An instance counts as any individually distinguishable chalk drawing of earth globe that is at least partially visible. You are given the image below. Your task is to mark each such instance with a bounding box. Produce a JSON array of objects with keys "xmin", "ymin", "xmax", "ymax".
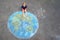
[{"xmin": 8, "ymin": 11, "xmax": 39, "ymax": 39}]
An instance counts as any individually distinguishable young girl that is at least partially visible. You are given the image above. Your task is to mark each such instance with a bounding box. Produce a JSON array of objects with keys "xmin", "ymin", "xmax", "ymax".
[{"xmin": 21, "ymin": 2, "xmax": 27, "ymax": 17}]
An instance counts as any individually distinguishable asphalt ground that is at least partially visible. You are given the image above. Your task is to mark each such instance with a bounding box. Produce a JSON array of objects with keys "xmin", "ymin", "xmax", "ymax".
[{"xmin": 0, "ymin": 0, "xmax": 60, "ymax": 40}]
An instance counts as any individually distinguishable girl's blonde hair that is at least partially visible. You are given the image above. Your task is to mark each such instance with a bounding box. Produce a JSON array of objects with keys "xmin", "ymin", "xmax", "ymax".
[{"xmin": 22, "ymin": 2, "xmax": 26, "ymax": 5}]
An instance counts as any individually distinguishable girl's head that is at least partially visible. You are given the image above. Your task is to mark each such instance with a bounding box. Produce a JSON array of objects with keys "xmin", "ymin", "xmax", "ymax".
[{"xmin": 22, "ymin": 2, "xmax": 26, "ymax": 6}]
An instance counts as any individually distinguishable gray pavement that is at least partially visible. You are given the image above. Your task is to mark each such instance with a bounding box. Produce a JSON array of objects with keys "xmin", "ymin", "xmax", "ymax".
[{"xmin": 0, "ymin": 0, "xmax": 60, "ymax": 40}]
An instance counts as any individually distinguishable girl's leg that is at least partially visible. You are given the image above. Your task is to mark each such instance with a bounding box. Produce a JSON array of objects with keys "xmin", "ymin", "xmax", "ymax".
[
  {"xmin": 22, "ymin": 9, "xmax": 27, "ymax": 17},
  {"xmin": 24, "ymin": 9, "xmax": 27, "ymax": 16},
  {"xmin": 22, "ymin": 9, "xmax": 24, "ymax": 13},
  {"xmin": 24, "ymin": 9, "xmax": 27, "ymax": 13},
  {"xmin": 22, "ymin": 9, "xmax": 25, "ymax": 17}
]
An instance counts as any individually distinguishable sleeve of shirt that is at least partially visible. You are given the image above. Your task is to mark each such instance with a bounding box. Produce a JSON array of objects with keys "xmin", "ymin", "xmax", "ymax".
[
  {"xmin": 21, "ymin": 6, "xmax": 23, "ymax": 8},
  {"xmin": 25, "ymin": 5, "xmax": 27, "ymax": 8}
]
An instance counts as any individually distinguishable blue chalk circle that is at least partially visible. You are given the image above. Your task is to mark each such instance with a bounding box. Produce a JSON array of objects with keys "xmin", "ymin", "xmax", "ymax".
[{"xmin": 7, "ymin": 11, "xmax": 39, "ymax": 39}]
